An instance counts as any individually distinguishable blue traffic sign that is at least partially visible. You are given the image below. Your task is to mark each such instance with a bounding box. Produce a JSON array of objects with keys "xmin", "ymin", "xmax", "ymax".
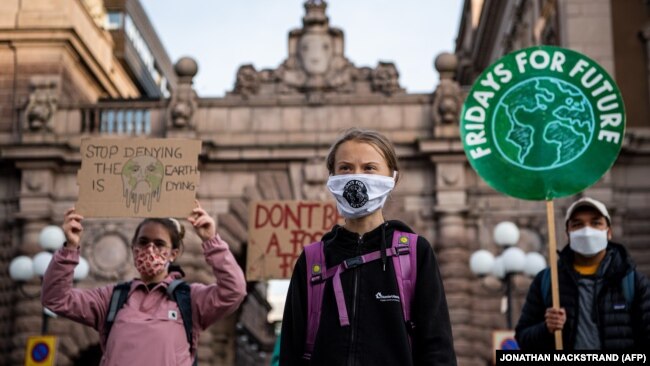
[{"xmin": 31, "ymin": 342, "xmax": 50, "ymax": 362}]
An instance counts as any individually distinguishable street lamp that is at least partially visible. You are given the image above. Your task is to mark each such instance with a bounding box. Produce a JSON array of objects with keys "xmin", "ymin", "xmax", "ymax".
[
  {"xmin": 469, "ymin": 221, "xmax": 547, "ymax": 329},
  {"xmin": 8, "ymin": 225, "xmax": 89, "ymax": 334}
]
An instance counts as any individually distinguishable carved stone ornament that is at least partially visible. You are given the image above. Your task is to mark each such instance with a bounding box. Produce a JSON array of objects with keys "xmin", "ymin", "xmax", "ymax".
[
  {"xmin": 234, "ymin": 64, "xmax": 261, "ymax": 97},
  {"xmin": 81, "ymin": 0, "xmax": 107, "ymax": 28},
  {"xmin": 432, "ymin": 79, "xmax": 462, "ymax": 124},
  {"xmin": 23, "ymin": 170, "xmax": 47, "ymax": 192},
  {"xmin": 24, "ymin": 76, "xmax": 59, "ymax": 132},
  {"xmin": 83, "ymin": 222, "xmax": 136, "ymax": 280},
  {"xmin": 431, "ymin": 53, "xmax": 462, "ymax": 126},
  {"xmin": 168, "ymin": 57, "xmax": 199, "ymax": 129},
  {"xmin": 275, "ymin": 1, "xmax": 354, "ymax": 93},
  {"xmin": 170, "ymin": 99, "xmax": 195, "ymax": 128},
  {"xmin": 371, "ymin": 62, "xmax": 403, "ymax": 96},
  {"xmin": 227, "ymin": 1, "xmax": 403, "ymax": 98}
]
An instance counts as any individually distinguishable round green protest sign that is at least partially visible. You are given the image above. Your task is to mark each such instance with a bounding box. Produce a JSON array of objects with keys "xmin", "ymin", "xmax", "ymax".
[{"xmin": 460, "ymin": 46, "xmax": 625, "ymax": 200}]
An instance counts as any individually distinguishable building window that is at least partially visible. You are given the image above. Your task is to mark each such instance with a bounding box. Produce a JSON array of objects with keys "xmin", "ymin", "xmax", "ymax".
[
  {"xmin": 106, "ymin": 12, "xmax": 123, "ymax": 30},
  {"xmin": 125, "ymin": 15, "xmax": 156, "ymax": 84}
]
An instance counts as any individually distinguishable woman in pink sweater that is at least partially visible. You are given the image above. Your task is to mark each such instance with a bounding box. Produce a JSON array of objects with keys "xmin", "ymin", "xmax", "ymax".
[{"xmin": 41, "ymin": 202, "xmax": 247, "ymax": 366}]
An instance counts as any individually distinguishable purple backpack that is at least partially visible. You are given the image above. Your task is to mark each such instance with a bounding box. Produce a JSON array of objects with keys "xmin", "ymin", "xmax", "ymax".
[{"xmin": 302, "ymin": 230, "xmax": 418, "ymax": 360}]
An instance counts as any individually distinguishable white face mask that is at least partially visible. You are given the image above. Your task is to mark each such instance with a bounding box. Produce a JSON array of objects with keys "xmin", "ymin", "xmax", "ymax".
[
  {"xmin": 569, "ymin": 226, "xmax": 608, "ymax": 257},
  {"xmin": 326, "ymin": 173, "xmax": 395, "ymax": 219}
]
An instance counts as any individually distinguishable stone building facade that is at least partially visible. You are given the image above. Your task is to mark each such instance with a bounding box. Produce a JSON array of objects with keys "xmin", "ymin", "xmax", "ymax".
[{"xmin": 1, "ymin": 1, "xmax": 649, "ymax": 366}]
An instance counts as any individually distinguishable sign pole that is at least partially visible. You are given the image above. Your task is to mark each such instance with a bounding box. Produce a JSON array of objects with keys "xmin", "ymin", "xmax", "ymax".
[{"xmin": 545, "ymin": 199, "xmax": 563, "ymax": 350}]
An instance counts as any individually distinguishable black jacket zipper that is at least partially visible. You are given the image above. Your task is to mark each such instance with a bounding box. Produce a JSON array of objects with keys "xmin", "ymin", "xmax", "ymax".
[{"xmin": 347, "ymin": 235, "xmax": 363, "ymax": 366}]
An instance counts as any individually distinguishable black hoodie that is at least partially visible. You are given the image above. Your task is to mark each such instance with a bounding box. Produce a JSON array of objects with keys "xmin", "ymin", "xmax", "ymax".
[{"xmin": 280, "ymin": 220, "xmax": 457, "ymax": 366}]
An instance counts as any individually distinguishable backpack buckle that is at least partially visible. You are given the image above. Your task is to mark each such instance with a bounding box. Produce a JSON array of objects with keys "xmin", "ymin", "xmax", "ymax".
[
  {"xmin": 310, "ymin": 263, "xmax": 323, "ymax": 283},
  {"xmin": 344, "ymin": 256, "xmax": 364, "ymax": 269},
  {"xmin": 395, "ymin": 246, "xmax": 410, "ymax": 256},
  {"xmin": 310, "ymin": 273, "xmax": 323, "ymax": 283}
]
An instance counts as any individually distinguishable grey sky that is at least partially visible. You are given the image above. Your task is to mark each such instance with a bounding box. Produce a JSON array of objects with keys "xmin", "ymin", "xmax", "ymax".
[{"xmin": 140, "ymin": 0, "xmax": 463, "ymax": 97}]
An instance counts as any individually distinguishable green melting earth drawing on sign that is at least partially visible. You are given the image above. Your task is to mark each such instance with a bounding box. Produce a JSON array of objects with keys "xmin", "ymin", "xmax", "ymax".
[
  {"xmin": 122, "ymin": 155, "xmax": 164, "ymax": 213},
  {"xmin": 494, "ymin": 77, "xmax": 594, "ymax": 171},
  {"xmin": 460, "ymin": 46, "xmax": 625, "ymax": 200}
]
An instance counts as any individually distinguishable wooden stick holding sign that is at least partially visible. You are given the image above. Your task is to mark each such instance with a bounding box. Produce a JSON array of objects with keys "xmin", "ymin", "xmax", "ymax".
[
  {"xmin": 76, "ymin": 138, "xmax": 201, "ymax": 218},
  {"xmin": 461, "ymin": 45, "xmax": 625, "ymax": 350},
  {"xmin": 545, "ymin": 200, "xmax": 563, "ymax": 349}
]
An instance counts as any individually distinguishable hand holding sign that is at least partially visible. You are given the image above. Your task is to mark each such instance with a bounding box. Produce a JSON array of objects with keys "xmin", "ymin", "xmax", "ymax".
[
  {"xmin": 187, "ymin": 201, "xmax": 216, "ymax": 242},
  {"xmin": 62, "ymin": 207, "xmax": 84, "ymax": 248},
  {"xmin": 460, "ymin": 46, "xmax": 626, "ymax": 350},
  {"xmin": 544, "ymin": 307, "xmax": 566, "ymax": 333}
]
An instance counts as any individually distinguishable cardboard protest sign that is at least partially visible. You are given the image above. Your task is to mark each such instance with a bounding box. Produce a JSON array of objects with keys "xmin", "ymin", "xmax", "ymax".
[
  {"xmin": 247, "ymin": 200, "xmax": 343, "ymax": 281},
  {"xmin": 461, "ymin": 46, "xmax": 625, "ymax": 200},
  {"xmin": 76, "ymin": 138, "xmax": 201, "ymax": 218}
]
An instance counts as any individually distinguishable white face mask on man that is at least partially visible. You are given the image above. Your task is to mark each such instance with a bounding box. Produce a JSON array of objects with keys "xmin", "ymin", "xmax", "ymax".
[
  {"xmin": 569, "ymin": 226, "xmax": 608, "ymax": 257},
  {"xmin": 326, "ymin": 173, "xmax": 395, "ymax": 219}
]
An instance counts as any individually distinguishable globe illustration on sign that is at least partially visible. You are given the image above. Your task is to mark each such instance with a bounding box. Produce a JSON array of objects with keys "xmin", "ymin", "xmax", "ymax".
[{"xmin": 492, "ymin": 77, "xmax": 595, "ymax": 171}]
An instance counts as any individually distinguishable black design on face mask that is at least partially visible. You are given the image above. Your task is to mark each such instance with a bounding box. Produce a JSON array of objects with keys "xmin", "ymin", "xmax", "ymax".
[{"xmin": 343, "ymin": 180, "xmax": 369, "ymax": 208}]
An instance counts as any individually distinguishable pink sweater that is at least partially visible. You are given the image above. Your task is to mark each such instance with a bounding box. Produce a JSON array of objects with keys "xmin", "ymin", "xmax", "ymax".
[{"xmin": 42, "ymin": 235, "xmax": 247, "ymax": 366}]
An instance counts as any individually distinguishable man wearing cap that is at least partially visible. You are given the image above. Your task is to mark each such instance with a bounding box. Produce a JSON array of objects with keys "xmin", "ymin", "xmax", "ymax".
[{"xmin": 515, "ymin": 197, "xmax": 650, "ymax": 350}]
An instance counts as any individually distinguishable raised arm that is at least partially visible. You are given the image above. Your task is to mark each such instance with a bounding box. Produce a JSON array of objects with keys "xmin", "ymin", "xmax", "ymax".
[
  {"xmin": 187, "ymin": 201, "xmax": 247, "ymax": 329},
  {"xmin": 41, "ymin": 208, "xmax": 113, "ymax": 330}
]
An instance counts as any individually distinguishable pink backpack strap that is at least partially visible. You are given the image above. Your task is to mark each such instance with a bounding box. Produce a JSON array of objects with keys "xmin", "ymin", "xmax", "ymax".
[
  {"xmin": 391, "ymin": 231, "xmax": 418, "ymax": 331},
  {"xmin": 302, "ymin": 231, "xmax": 418, "ymax": 359},
  {"xmin": 303, "ymin": 241, "xmax": 325, "ymax": 361}
]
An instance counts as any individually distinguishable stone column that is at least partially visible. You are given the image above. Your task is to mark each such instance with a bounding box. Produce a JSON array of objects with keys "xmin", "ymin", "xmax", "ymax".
[
  {"xmin": 424, "ymin": 51, "xmax": 476, "ymax": 366},
  {"xmin": 11, "ymin": 162, "xmax": 59, "ymax": 364},
  {"xmin": 431, "ymin": 53, "xmax": 462, "ymax": 139},
  {"xmin": 433, "ymin": 159, "xmax": 473, "ymax": 366}
]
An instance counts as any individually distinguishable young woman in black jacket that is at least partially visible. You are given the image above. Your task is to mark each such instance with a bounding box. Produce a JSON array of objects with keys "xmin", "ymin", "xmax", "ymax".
[{"xmin": 280, "ymin": 128, "xmax": 457, "ymax": 365}]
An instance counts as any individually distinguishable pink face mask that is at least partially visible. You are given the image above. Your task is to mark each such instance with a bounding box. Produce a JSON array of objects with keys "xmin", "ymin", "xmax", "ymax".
[{"xmin": 132, "ymin": 245, "xmax": 170, "ymax": 278}]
